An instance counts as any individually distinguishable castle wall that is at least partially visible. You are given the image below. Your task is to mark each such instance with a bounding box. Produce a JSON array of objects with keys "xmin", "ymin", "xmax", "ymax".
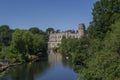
[{"xmin": 48, "ymin": 24, "xmax": 85, "ymax": 51}]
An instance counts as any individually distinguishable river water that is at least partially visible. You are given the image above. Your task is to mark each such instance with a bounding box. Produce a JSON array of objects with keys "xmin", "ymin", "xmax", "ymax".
[{"xmin": 0, "ymin": 53, "xmax": 78, "ymax": 80}]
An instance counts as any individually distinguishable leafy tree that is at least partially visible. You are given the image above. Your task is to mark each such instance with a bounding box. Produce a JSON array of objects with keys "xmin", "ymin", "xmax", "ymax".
[
  {"xmin": 0, "ymin": 25, "xmax": 48, "ymax": 63},
  {"xmin": 10, "ymin": 29, "xmax": 33, "ymax": 57},
  {"xmin": 88, "ymin": 0, "xmax": 120, "ymax": 40},
  {"xmin": 60, "ymin": 37, "xmax": 79, "ymax": 55},
  {"xmin": 10, "ymin": 29, "xmax": 48, "ymax": 62},
  {"xmin": 32, "ymin": 34, "xmax": 47, "ymax": 55},
  {"xmin": 46, "ymin": 28, "xmax": 54, "ymax": 33},
  {"xmin": 29, "ymin": 27, "xmax": 48, "ymax": 42},
  {"xmin": 0, "ymin": 25, "xmax": 13, "ymax": 47},
  {"xmin": 72, "ymin": 37, "xmax": 89, "ymax": 65},
  {"xmin": 104, "ymin": 19, "xmax": 120, "ymax": 55},
  {"xmin": 76, "ymin": 0, "xmax": 120, "ymax": 79},
  {"xmin": 59, "ymin": 0, "xmax": 120, "ymax": 80},
  {"xmin": 29, "ymin": 27, "xmax": 43, "ymax": 34},
  {"xmin": 77, "ymin": 19, "xmax": 120, "ymax": 80}
]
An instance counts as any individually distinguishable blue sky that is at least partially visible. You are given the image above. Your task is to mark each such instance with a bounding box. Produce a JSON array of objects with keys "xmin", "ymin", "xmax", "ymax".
[{"xmin": 0, "ymin": 0, "xmax": 98, "ymax": 31}]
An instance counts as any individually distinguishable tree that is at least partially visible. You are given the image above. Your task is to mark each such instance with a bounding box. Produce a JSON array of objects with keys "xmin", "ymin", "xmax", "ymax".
[
  {"xmin": 46, "ymin": 28, "xmax": 54, "ymax": 33},
  {"xmin": 0, "ymin": 25, "xmax": 13, "ymax": 51},
  {"xmin": 105, "ymin": 19, "xmax": 120, "ymax": 55},
  {"xmin": 32, "ymin": 34, "xmax": 47, "ymax": 55},
  {"xmin": 88, "ymin": 0, "xmax": 120, "ymax": 40},
  {"xmin": 72, "ymin": 0, "xmax": 120, "ymax": 80},
  {"xmin": 10, "ymin": 29, "xmax": 48, "ymax": 61},
  {"xmin": 29, "ymin": 27, "xmax": 43, "ymax": 34},
  {"xmin": 11, "ymin": 29, "xmax": 33, "ymax": 55},
  {"xmin": 77, "ymin": 18, "xmax": 120, "ymax": 80}
]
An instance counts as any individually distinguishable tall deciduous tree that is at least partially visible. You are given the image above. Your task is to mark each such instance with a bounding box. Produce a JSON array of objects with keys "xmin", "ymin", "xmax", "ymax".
[
  {"xmin": 29, "ymin": 27, "xmax": 43, "ymax": 34},
  {"xmin": 32, "ymin": 34, "xmax": 47, "ymax": 55},
  {"xmin": 88, "ymin": 0, "xmax": 120, "ymax": 40},
  {"xmin": 0, "ymin": 25, "xmax": 13, "ymax": 51},
  {"xmin": 46, "ymin": 28, "xmax": 55, "ymax": 33},
  {"xmin": 11, "ymin": 29, "xmax": 33, "ymax": 54},
  {"xmin": 10, "ymin": 29, "xmax": 48, "ymax": 58}
]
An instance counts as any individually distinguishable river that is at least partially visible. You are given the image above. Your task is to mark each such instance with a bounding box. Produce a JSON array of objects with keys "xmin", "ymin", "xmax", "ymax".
[{"xmin": 0, "ymin": 53, "xmax": 78, "ymax": 80}]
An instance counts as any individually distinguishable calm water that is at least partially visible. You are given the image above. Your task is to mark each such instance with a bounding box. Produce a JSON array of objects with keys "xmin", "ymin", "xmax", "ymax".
[{"xmin": 0, "ymin": 53, "xmax": 78, "ymax": 80}]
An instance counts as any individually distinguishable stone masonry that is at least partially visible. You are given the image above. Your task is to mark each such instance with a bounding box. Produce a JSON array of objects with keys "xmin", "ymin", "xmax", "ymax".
[{"xmin": 48, "ymin": 23, "xmax": 86, "ymax": 53}]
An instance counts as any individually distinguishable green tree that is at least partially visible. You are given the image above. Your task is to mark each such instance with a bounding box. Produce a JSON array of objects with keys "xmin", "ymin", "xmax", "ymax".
[
  {"xmin": 77, "ymin": 19, "xmax": 120, "ymax": 80},
  {"xmin": 64, "ymin": 0, "xmax": 120, "ymax": 80},
  {"xmin": 29, "ymin": 27, "xmax": 43, "ymax": 34},
  {"xmin": 11, "ymin": 29, "xmax": 33, "ymax": 55},
  {"xmin": 0, "ymin": 25, "xmax": 13, "ymax": 49},
  {"xmin": 32, "ymin": 34, "xmax": 47, "ymax": 55},
  {"xmin": 72, "ymin": 37, "xmax": 89, "ymax": 65},
  {"xmin": 10, "ymin": 29, "xmax": 48, "ymax": 61},
  {"xmin": 29, "ymin": 27, "xmax": 48, "ymax": 42},
  {"xmin": 88, "ymin": 0, "xmax": 120, "ymax": 40},
  {"xmin": 46, "ymin": 28, "xmax": 55, "ymax": 33},
  {"xmin": 60, "ymin": 37, "xmax": 79, "ymax": 55}
]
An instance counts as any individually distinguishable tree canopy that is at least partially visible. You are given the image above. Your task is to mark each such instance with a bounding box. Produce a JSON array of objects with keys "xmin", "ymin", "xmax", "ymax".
[
  {"xmin": 59, "ymin": 0, "xmax": 120, "ymax": 80},
  {"xmin": 0, "ymin": 26, "xmax": 48, "ymax": 63}
]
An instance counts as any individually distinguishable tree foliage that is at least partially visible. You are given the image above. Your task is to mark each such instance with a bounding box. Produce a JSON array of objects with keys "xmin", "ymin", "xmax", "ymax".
[
  {"xmin": 46, "ymin": 28, "xmax": 55, "ymax": 33},
  {"xmin": 88, "ymin": 0, "xmax": 120, "ymax": 40},
  {"xmin": 59, "ymin": 0, "xmax": 120, "ymax": 80},
  {"xmin": 0, "ymin": 25, "xmax": 13, "ymax": 49},
  {"xmin": 81, "ymin": 20, "xmax": 120, "ymax": 80},
  {"xmin": 29, "ymin": 27, "xmax": 44, "ymax": 34},
  {"xmin": 11, "ymin": 29, "xmax": 33, "ymax": 54},
  {"xmin": 0, "ymin": 26, "xmax": 48, "ymax": 63}
]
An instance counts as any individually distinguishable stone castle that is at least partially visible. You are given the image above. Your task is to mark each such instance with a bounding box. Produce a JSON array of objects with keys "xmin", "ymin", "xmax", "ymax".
[{"xmin": 48, "ymin": 23, "xmax": 86, "ymax": 53}]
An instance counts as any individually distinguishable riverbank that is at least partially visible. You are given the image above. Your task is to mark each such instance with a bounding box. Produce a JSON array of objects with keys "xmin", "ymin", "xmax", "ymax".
[
  {"xmin": 0, "ymin": 62, "xmax": 22, "ymax": 73},
  {"xmin": 0, "ymin": 56, "xmax": 47, "ymax": 73},
  {"xmin": 0, "ymin": 66, "xmax": 8, "ymax": 73}
]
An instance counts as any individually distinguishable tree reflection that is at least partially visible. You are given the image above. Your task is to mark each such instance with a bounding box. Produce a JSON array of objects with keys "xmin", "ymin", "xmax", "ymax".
[{"xmin": 3, "ymin": 60, "xmax": 49, "ymax": 80}]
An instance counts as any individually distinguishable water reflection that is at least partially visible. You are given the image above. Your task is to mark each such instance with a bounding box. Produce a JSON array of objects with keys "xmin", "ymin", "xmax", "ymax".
[
  {"xmin": 0, "ymin": 53, "xmax": 78, "ymax": 80},
  {"xmin": 0, "ymin": 60, "xmax": 49, "ymax": 80},
  {"xmin": 48, "ymin": 52, "xmax": 62, "ymax": 64},
  {"xmin": 35, "ymin": 62, "xmax": 78, "ymax": 80}
]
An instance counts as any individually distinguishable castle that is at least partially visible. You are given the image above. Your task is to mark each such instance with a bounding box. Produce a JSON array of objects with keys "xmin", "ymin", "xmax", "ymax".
[{"xmin": 48, "ymin": 23, "xmax": 86, "ymax": 53}]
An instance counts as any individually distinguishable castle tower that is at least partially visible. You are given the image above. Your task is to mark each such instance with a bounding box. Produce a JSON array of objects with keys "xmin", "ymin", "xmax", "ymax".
[{"xmin": 78, "ymin": 23, "xmax": 85, "ymax": 38}]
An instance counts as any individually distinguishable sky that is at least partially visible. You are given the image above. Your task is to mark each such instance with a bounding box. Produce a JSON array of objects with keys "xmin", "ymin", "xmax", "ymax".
[{"xmin": 0, "ymin": 0, "xmax": 98, "ymax": 31}]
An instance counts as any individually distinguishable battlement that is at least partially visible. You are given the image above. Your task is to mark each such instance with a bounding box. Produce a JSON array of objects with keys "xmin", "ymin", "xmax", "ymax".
[{"xmin": 48, "ymin": 24, "xmax": 86, "ymax": 52}]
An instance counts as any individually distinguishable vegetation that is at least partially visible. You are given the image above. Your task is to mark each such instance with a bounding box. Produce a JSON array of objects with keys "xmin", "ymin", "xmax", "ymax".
[
  {"xmin": 0, "ymin": 25, "xmax": 13, "ymax": 50},
  {"xmin": 0, "ymin": 26, "xmax": 48, "ymax": 64},
  {"xmin": 46, "ymin": 27, "xmax": 55, "ymax": 33},
  {"xmin": 0, "ymin": 0, "xmax": 120, "ymax": 79},
  {"xmin": 59, "ymin": 0, "xmax": 120, "ymax": 80}
]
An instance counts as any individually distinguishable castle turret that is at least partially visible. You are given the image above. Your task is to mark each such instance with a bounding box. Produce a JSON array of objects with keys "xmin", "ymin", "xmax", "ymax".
[{"xmin": 78, "ymin": 23, "xmax": 85, "ymax": 38}]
